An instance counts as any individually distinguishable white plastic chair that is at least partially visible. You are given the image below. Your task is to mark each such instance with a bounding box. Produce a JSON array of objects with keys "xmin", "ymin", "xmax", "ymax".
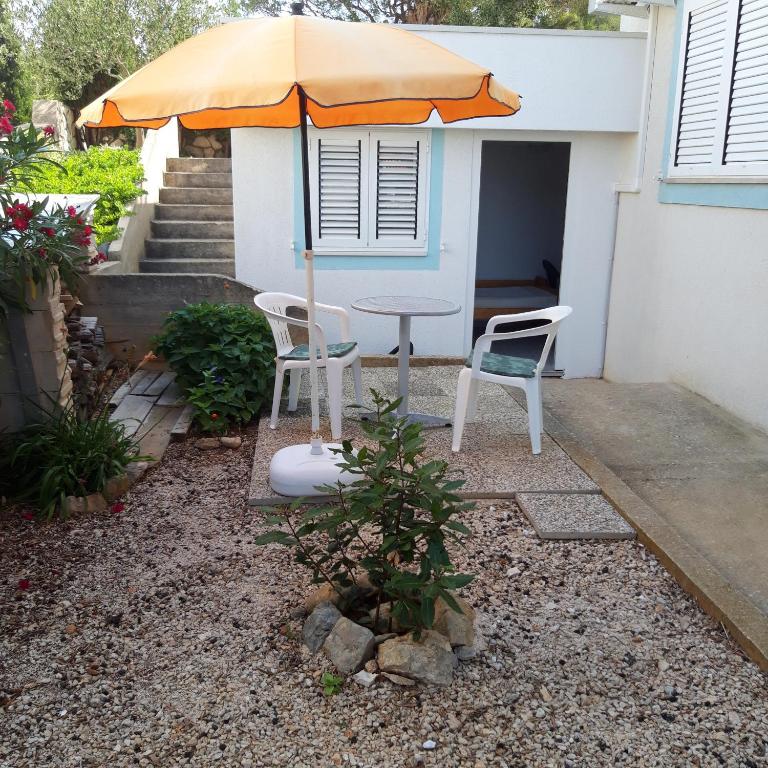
[
  {"xmin": 452, "ymin": 306, "xmax": 572, "ymax": 455},
  {"xmin": 254, "ymin": 292, "xmax": 363, "ymax": 440}
]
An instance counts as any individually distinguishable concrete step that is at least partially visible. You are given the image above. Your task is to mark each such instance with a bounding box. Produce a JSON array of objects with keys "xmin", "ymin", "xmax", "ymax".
[
  {"xmin": 154, "ymin": 203, "xmax": 233, "ymax": 221},
  {"xmin": 145, "ymin": 239, "xmax": 234, "ymax": 259},
  {"xmin": 166, "ymin": 157, "xmax": 231, "ymax": 173},
  {"xmin": 140, "ymin": 258, "xmax": 235, "ymax": 276},
  {"xmin": 163, "ymin": 171, "xmax": 232, "ymax": 188},
  {"xmin": 159, "ymin": 187, "xmax": 233, "ymax": 205},
  {"xmin": 151, "ymin": 220, "xmax": 234, "ymax": 239}
]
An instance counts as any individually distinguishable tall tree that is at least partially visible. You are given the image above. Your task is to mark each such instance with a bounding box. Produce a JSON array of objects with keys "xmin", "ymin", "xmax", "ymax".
[
  {"xmin": 0, "ymin": 0, "xmax": 32, "ymax": 119},
  {"xmin": 32, "ymin": 0, "xmax": 223, "ymax": 110}
]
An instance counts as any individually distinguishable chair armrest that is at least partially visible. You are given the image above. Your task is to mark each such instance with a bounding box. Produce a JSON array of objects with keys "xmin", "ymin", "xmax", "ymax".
[{"xmin": 314, "ymin": 302, "xmax": 352, "ymax": 342}]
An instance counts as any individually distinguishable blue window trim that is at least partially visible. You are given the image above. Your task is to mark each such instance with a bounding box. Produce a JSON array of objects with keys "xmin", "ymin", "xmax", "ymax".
[
  {"xmin": 292, "ymin": 127, "xmax": 444, "ymax": 270},
  {"xmin": 659, "ymin": 2, "xmax": 768, "ymax": 210}
]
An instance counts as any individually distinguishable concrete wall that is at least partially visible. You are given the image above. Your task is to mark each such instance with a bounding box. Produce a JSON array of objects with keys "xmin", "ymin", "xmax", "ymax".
[
  {"xmin": 107, "ymin": 119, "xmax": 179, "ymax": 273},
  {"xmin": 79, "ymin": 273, "xmax": 259, "ymax": 361},
  {"xmin": 605, "ymin": 7, "xmax": 768, "ymax": 433},
  {"xmin": 0, "ymin": 275, "xmax": 72, "ymax": 433},
  {"xmin": 405, "ymin": 25, "xmax": 646, "ymax": 133}
]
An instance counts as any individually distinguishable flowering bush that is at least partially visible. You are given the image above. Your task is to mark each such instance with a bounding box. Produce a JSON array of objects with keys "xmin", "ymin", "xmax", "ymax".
[
  {"xmin": 0, "ymin": 98, "xmax": 92, "ymax": 313},
  {"xmin": 151, "ymin": 302, "xmax": 276, "ymax": 433}
]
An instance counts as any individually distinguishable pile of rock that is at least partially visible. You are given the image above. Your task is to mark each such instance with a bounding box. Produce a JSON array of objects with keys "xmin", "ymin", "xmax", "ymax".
[
  {"xmin": 301, "ymin": 582, "xmax": 485, "ymax": 687},
  {"xmin": 181, "ymin": 131, "xmax": 230, "ymax": 158}
]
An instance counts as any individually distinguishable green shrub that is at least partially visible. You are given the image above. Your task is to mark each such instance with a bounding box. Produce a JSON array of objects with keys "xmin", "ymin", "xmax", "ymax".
[
  {"xmin": 256, "ymin": 391, "xmax": 475, "ymax": 637},
  {"xmin": 0, "ymin": 399, "xmax": 142, "ymax": 519},
  {"xmin": 152, "ymin": 302, "xmax": 276, "ymax": 433},
  {"xmin": 19, "ymin": 146, "xmax": 145, "ymax": 244}
]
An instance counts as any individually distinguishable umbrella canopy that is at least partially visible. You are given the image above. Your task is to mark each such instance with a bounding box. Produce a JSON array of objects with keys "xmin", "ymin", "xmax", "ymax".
[{"xmin": 78, "ymin": 16, "xmax": 520, "ymax": 131}]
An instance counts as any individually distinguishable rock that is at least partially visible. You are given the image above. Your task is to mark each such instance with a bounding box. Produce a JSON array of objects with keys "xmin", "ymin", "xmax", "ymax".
[
  {"xmin": 377, "ymin": 630, "xmax": 455, "ymax": 686},
  {"xmin": 210, "ymin": 137, "xmax": 222, "ymax": 151},
  {"xmin": 194, "ymin": 437, "xmax": 220, "ymax": 450},
  {"xmin": 62, "ymin": 493, "xmax": 107, "ymax": 516},
  {"xmin": 323, "ymin": 618, "xmax": 375, "ymax": 675},
  {"xmin": 433, "ymin": 596, "xmax": 475, "ymax": 647},
  {"xmin": 304, "ymin": 582, "xmax": 343, "ymax": 613},
  {"xmin": 203, "ymin": 147, "xmax": 215, "ymax": 158},
  {"xmin": 352, "ymin": 670, "xmax": 377, "ymax": 687},
  {"xmin": 422, "ymin": 740, "xmax": 436, "ymax": 750},
  {"xmin": 126, "ymin": 461, "xmax": 150, "ymax": 482},
  {"xmin": 368, "ymin": 603, "xmax": 403, "ymax": 634},
  {"xmin": 192, "ymin": 135, "xmax": 211, "ymax": 148},
  {"xmin": 454, "ymin": 645, "xmax": 476, "ymax": 661},
  {"xmin": 186, "ymin": 145, "xmax": 204, "ymax": 157},
  {"xmin": 302, "ymin": 601, "xmax": 341, "ymax": 654},
  {"xmin": 364, "ymin": 659, "xmax": 379, "ymax": 673},
  {"xmin": 220, "ymin": 436, "xmax": 242, "ymax": 449},
  {"xmin": 103, "ymin": 474, "xmax": 130, "ymax": 501},
  {"xmin": 382, "ymin": 672, "xmax": 416, "ymax": 686}
]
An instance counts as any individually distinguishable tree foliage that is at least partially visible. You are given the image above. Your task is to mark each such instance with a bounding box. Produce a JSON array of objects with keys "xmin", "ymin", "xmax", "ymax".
[
  {"xmin": 238, "ymin": 0, "xmax": 618, "ymax": 29},
  {"xmin": 0, "ymin": 0, "xmax": 32, "ymax": 120},
  {"xmin": 27, "ymin": 0, "xmax": 224, "ymax": 108}
]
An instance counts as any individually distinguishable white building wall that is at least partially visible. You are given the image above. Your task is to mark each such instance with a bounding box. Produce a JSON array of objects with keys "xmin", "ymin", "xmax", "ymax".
[
  {"xmin": 605, "ymin": 7, "xmax": 768, "ymax": 432},
  {"xmin": 232, "ymin": 28, "xmax": 645, "ymax": 375}
]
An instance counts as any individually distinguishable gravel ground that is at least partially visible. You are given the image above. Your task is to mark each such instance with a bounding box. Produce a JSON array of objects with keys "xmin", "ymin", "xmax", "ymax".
[{"xmin": 1, "ymin": 434, "xmax": 767, "ymax": 768}]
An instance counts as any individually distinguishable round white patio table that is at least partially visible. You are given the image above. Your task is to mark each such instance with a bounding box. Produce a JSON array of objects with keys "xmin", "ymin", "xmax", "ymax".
[{"xmin": 351, "ymin": 295, "xmax": 461, "ymax": 427}]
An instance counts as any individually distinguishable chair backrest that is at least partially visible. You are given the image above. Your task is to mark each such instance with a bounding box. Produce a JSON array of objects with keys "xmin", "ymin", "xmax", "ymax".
[
  {"xmin": 485, "ymin": 306, "xmax": 572, "ymax": 374},
  {"xmin": 254, "ymin": 292, "xmax": 309, "ymax": 357}
]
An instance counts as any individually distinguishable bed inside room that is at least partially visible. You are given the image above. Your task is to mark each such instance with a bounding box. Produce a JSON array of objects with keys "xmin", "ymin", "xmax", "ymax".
[{"xmin": 472, "ymin": 140, "xmax": 570, "ymax": 372}]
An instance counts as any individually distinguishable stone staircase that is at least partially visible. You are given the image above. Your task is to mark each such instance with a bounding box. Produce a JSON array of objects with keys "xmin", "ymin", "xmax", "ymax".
[{"xmin": 141, "ymin": 157, "xmax": 235, "ymax": 276}]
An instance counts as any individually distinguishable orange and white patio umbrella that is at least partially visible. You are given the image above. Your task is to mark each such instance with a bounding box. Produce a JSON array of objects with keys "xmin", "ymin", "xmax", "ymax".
[{"xmin": 78, "ymin": 11, "xmax": 521, "ymax": 452}]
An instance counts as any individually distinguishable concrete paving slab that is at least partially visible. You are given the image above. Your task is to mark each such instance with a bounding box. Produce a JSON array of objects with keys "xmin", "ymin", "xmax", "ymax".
[
  {"xmin": 250, "ymin": 366, "xmax": 598, "ymax": 506},
  {"xmin": 517, "ymin": 492, "xmax": 635, "ymax": 540}
]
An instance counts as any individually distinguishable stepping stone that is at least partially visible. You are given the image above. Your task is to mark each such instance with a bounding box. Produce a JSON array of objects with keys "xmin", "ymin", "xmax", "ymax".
[{"xmin": 516, "ymin": 492, "xmax": 635, "ymax": 540}]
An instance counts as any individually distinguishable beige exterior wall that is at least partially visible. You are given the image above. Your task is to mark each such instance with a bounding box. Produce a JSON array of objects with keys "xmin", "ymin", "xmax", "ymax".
[{"xmin": 605, "ymin": 7, "xmax": 768, "ymax": 433}]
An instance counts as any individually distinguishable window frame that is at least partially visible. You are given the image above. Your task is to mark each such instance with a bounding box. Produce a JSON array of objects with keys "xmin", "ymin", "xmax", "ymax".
[
  {"xmin": 667, "ymin": 0, "xmax": 768, "ymax": 181},
  {"xmin": 308, "ymin": 128, "xmax": 431, "ymax": 255}
]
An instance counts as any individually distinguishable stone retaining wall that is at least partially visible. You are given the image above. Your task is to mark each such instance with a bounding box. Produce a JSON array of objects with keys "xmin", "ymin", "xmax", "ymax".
[{"xmin": 78, "ymin": 273, "xmax": 260, "ymax": 362}]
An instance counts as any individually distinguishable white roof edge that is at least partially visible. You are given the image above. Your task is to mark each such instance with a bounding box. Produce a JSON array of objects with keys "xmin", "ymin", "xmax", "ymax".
[{"xmin": 401, "ymin": 23, "xmax": 646, "ymax": 39}]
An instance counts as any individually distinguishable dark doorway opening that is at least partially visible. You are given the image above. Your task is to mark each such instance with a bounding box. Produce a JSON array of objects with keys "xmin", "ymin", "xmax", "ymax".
[{"xmin": 473, "ymin": 140, "xmax": 570, "ymax": 372}]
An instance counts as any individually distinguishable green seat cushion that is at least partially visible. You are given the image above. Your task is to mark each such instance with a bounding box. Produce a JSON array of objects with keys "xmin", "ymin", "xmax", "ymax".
[
  {"xmin": 465, "ymin": 351, "xmax": 537, "ymax": 378},
  {"xmin": 279, "ymin": 341, "xmax": 358, "ymax": 361}
]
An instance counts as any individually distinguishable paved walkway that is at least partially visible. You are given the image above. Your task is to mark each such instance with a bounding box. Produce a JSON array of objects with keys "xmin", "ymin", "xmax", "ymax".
[{"xmin": 539, "ymin": 379, "xmax": 768, "ymax": 669}]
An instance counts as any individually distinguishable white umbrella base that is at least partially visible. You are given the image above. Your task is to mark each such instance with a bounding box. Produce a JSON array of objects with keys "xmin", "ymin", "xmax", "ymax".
[{"xmin": 269, "ymin": 441, "xmax": 354, "ymax": 497}]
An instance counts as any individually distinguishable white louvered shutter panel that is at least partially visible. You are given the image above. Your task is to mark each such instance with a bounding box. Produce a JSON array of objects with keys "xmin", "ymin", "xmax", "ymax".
[
  {"xmin": 371, "ymin": 133, "xmax": 428, "ymax": 247},
  {"xmin": 675, "ymin": 0, "xmax": 730, "ymax": 166},
  {"xmin": 313, "ymin": 135, "xmax": 368, "ymax": 248},
  {"xmin": 724, "ymin": 0, "xmax": 768, "ymax": 165}
]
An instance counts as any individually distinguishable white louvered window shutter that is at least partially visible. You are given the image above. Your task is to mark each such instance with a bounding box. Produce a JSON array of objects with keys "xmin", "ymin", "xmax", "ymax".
[
  {"xmin": 370, "ymin": 132, "xmax": 428, "ymax": 249},
  {"xmin": 674, "ymin": 0, "xmax": 731, "ymax": 167},
  {"xmin": 309, "ymin": 129, "xmax": 430, "ymax": 253},
  {"xmin": 724, "ymin": 0, "xmax": 768, "ymax": 166},
  {"xmin": 310, "ymin": 133, "xmax": 368, "ymax": 249}
]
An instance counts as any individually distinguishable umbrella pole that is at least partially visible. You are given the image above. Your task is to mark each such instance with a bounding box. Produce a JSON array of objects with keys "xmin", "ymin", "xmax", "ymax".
[{"xmin": 299, "ymin": 87, "xmax": 322, "ymax": 444}]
